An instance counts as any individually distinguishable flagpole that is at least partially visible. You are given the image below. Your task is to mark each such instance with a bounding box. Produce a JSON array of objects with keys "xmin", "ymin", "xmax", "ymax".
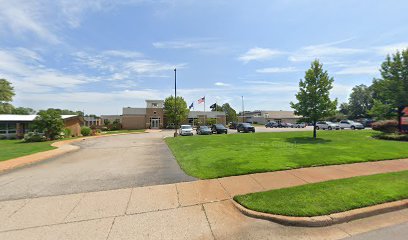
[{"xmin": 204, "ymin": 96, "xmax": 206, "ymax": 125}]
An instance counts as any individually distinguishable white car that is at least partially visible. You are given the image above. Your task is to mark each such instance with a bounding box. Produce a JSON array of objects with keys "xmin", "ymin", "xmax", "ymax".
[
  {"xmin": 179, "ymin": 125, "xmax": 193, "ymax": 136},
  {"xmin": 316, "ymin": 121, "xmax": 340, "ymax": 130},
  {"xmin": 338, "ymin": 120, "xmax": 365, "ymax": 130}
]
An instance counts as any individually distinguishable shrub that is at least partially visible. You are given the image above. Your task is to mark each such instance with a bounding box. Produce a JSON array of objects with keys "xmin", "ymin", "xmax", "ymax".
[
  {"xmin": 81, "ymin": 126, "xmax": 92, "ymax": 136},
  {"xmin": 371, "ymin": 120, "xmax": 398, "ymax": 133},
  {"xmin": 23, "ymin": 132, "xmax": 46, "ymax": 142},
  {"xmin": 375, "ymin": 133, "xmax": 408, "ymax": 141},
  {"xmin": 63, "ymin": 128, "xmax": 72, "ymax": 138}
]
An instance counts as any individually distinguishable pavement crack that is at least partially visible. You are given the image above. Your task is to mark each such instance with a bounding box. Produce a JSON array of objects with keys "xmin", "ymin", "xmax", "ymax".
[
  {"xmin": 105, "ymin": 217, "xmax": 116, "ymax": 240},
  {"xmin": 287, "ymin": 170, "xmax": 311, "ymax": 183},
  {"xmin": 62, "ymin": 193, "xmax": 86, "ymax": 222},
  {"xmin": 202, "ymin": 204, "xmax": 217, "ymax": 240},
  {"xmin": 248, "ymin": 174, "xmax": 266, "ymax": 190},
  {"xmin": 124, "ymin": 187, "xmax": 133, "ymax": 215},
  {"xmin": 174, "ymin": 184, "xmax": 181, "ymax": 207}
]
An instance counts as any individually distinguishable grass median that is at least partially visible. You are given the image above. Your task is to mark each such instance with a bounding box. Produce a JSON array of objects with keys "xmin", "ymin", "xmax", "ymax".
[
  {"xmin": 0, "ymin": 140, "xmax": 56, "ymax": 162},
  {"xmin": 234, "ymin": 170, "xmax": 408, "ymax": 217},
  {"xmin": 165, "ymin": 130, "xmax": 408, "ymax": 179}
]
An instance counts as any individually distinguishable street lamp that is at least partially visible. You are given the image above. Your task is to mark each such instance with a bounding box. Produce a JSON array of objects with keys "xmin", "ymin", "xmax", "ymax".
[{"xmin": 174, "ymin": 68, "xmax": 178, "ymax": 137}]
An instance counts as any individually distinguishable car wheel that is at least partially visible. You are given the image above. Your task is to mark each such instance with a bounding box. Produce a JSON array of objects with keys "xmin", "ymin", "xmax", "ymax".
[
  {"xmin": 328, "ymin": 126, "xmax": 332, "ymax": 130},
  {"xmin": 351, "ymin": 126, "xmax": 355, "ymax": 130},
  {"xmin": 315, "ymin": 126, "xmax": 320, "ymax": 130}
]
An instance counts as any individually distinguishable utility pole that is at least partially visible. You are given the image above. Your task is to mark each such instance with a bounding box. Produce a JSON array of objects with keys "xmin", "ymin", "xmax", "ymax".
[
  {"xmin": 241, "ymin": 96, "xmax": 245, "ymax": 123},
  {"xmin": 174, "ymin": 69, "xmax": 178, "ymax": 137}
]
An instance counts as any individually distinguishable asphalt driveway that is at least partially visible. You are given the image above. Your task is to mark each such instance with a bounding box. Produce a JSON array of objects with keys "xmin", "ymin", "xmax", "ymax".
[{"xmin": 0, "ymin": 131, "xmax": 195, "ymax": 201}]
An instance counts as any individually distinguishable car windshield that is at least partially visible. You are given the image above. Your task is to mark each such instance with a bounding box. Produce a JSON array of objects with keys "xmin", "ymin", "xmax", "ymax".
[
  {"xmin": 200, "ymin": 126, "xmax": 209, "ymax": 129},
  {"xmin": 215, "ymin": 124, "xmax": 225, "ymax": 128},
  {"xmin": 327, "ymin": 121, "xmax": 333, "ymax": 124},
  {"xmin": 181, "ymin": 126, "xmax": 191, "ymax": 129},
  {"xmin": 242, "ymin": 123, "xmax": 251, "ymax": 126}
]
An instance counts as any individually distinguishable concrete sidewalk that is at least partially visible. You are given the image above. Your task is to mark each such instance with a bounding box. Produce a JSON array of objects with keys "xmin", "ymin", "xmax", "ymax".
[{"xmin": 1, "ymin": 158, "xmax": 408, "ymax": 239}]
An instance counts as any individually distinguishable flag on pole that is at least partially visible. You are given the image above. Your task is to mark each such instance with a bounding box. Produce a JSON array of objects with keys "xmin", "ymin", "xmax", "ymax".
[
  {"xmin": 197, "ymin": 96, "xmax": 205, "ymax": 104},
  {"xmin": 209, "ymin": 103, "xmax": 216, "ymax": 109},
  {"xmin": 189, "ymin": 102, "xmax": 194, "ymax": 110}
]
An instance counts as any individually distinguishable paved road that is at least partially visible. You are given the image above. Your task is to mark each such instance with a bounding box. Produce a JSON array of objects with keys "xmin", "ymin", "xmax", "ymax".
[
  {"xmin": 343, "ymin": 222, "xmax": 408, "ymax": 240},
  {"xmin": 0, "ymin": 131, "xmax": 195, "ymax": 201}
]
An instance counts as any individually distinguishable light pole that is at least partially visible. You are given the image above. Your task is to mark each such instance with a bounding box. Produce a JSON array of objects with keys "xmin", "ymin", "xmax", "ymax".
[
  {"xmin": 174, "ymin": 68, "xmax": 178, "ymax": 137},
  {"xmin": 241, "ymin": 96, "xmax": 245, "ymax": 122}
]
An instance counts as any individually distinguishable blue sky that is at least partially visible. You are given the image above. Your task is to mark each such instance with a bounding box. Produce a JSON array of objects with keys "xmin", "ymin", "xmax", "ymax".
[{"xmin": 1, "ymin": 0, "xmax": 407, "ymax": 115}]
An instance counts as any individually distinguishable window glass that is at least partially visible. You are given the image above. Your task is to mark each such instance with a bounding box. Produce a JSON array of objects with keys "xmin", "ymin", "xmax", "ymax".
[
  {"xmin": 0, "ymin": 123, "xmax": 6, "ymax": 131},
  {"xmin": 8, "ymin": 123, "xmax": 16, "ymax": 133}
]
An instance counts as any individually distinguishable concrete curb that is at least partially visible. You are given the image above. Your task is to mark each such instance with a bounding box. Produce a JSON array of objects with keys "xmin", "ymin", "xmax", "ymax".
[
  {"xmin": 0, "ymin": 131, "xmax": 145, "ymax": 173},
  {"xmin": 232, "ymin": 199, "xmax": 408, "ymax": 227}
]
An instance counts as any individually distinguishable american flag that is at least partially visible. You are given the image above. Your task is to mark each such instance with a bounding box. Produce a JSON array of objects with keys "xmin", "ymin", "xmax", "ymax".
[{"xmin": 197, "ymin": 96, "xmax": 205, "ymax": 104}]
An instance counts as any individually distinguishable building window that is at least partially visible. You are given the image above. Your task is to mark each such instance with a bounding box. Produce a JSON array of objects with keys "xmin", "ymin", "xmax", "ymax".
[{"xmin": 152, "ymin": 103, "xmax": 158, "ymax": 107}]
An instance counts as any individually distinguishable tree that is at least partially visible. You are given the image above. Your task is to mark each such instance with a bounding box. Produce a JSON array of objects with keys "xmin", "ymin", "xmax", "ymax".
[
  {"xmin": 12, "ymin": 107, "xmax": 36, "ymax": 115},
  {"xmin": 210, "ymin": 103, "xmax": 223, "ymax": 111},
  {"xmin": 370, "ymin": 49, "xmax": 408, "ymax": 119},
  {"xmin": 164, "ymin": 96, "xmax": 189, "ymax": 128},
  {"xmin": 32, "ymin": 109, "xmax": 64, "ymax": 140},
  {"xmin": 290, "ymin": 60, "xmax": 338, "ymax": 138},
  {"xmin": 348, "ymin": 84, "xmax": 373, "ymax": 119},
  {"xmin": 221, "ymin": 103, "xmax": 238, "ymax": 123},
  {"xmin": 0, "ymin": 79, "xmax": 15, "ymax": 114},
  {"xmin": 339, "ymin": 103, "xmax": 350, "ymax": 116},
  {"xmin": 41, "ymin": 108, "xmax": 84, "ymax": 116}
]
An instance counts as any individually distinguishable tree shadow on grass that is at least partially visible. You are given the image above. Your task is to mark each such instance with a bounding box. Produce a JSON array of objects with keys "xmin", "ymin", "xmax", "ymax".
[{"xmin": 284, "ymin": 137, "xmax": 332, "ymax": 145}]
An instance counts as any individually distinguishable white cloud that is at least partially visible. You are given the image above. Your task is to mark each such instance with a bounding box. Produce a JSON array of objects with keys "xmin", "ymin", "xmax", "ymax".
[
  {"xmin": 335, "ymin": 65, "xmax": 379, "ymax": 75},
  {"xmin": 238, "ymin": 47, "xmax": 284, "ymax": 63},
  {"xmin": 214, "ymin": 82, "xmax": 230, "ymax": 87},
  {"xmin": 102, "ymin": 50, "xmax": 143, "ymax": 58},
  {"xmin": 125, "ymin": 60, "xmax": 186, "ymax": 74},
  {"xmin": 256, "ymin": 67, "xmax": 299, "ymax": 73},
  {"xmin": 289, "ymin": 39, "xmax": 364, "ymax": 62},
  {"xmin": 0, "ymin": 0, "xmax": 60, "ymax": 43},
  {"xmin": 373, "ymin": 42, "xmax": 408, "ymax": 56},
  {"xmin": 153, "ymin": 40, "xmax": 207, "ymax": 49}
]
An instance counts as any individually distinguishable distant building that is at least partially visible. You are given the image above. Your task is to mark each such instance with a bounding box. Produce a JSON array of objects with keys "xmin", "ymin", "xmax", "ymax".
[
  {"xmin": 101, "ymin": 100, "xmax": 226, "ymax": 130},
  {"xmin": 0, "ymin": 115, "xmax": 84, "ymax": 139},
  {"xmin": 245, "ymin": 110, "xmax": 302, "ymax": 124},
  {"xmin": 83, "ymin": 116, "xmax": 103, "ymax": 127}
]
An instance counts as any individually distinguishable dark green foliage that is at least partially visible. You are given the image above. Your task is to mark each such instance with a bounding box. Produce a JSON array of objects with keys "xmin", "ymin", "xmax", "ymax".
[
  {"xmin": 12, "ymin": 107, "xmax": 36, "ymax": 115},
  {"xmin": 348, "ymin": 84, "xmax": 373, "ymax": 118},
  {"xmin": 23, "ymin": 132, "xmax": 46, "ymax": 142},
  {"xmin": 81, "ymin": 126, "xmax": 92, "ymax": 136},
  {"xmin": 164, "ymin": 96, "xmax": 189, "ymax": 128},
  {"xmin": 32, "ymin": 109, "xmax": 64, "ymax": 140},
  {"xmin": 290, "ymin": 60, "xmax": 338, "ymax": 138}
]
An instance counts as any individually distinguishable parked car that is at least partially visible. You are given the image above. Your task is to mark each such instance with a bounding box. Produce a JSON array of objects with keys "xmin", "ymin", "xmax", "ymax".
[
  {"xmin": 179, "ymin": 125, "xmax": 193, "ymax": 136},
  {"xmin": 316, "ymin": 121, "xmax": 340, "ymax": 130},
  {"xmin": 265, "ymin": 121, "xmax": 278, "ymax": 128},
  {"xmin": 358, "ymin": 118, "xmax": 375, "ymax": 127},
  {"xmin": 237, "ymin": 123, "xmax": 255, "ymax": 133},
  {"xmin": 229, "ymin": 122, "xmax": 238, "ymax": 129},
  {"xmin": 166, "ymin": 123, "xmax": 175, "ymax": 129},
  {"xmin": 293, "ymin": 122, "xmax": 306, "ymax": 128},
  {"xmin": 196, "ymin": 126, "xmax": 212, "ymax": 135},
  {"xmin": 211, "ymin": 124, "xmax": 228, "ymax": 134},
  {"xmin": 277, "ymin": 122, "xmax": 288, "ymax": 128},
  {"xmin": 338, "ymin": 120, "xmax": 365, "ymax": 130},
  {"xmin": 286, "ymin": 123, "xmax": 294, "ymax": 128}
]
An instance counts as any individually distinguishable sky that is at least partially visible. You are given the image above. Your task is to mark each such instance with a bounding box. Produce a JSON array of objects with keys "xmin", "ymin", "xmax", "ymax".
[{"xmin": 1, "ymin": 0, "xmax": 408, "ymax": 115}]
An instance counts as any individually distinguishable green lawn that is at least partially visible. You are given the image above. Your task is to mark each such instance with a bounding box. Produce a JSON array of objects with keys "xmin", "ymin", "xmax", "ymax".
[
  {"xmin": 101, "ymin": 129, "xmax": 145, "ymax": 135},
  {"xmin": 165, "ymin": 130, "xmax": 408, "ymax": 179},
  {"xmin": 0, "ymin": 140, "xmax": 56, "ymax": 162},
  {"xmin": 234, "ymin": 170, "xmax": 408, "ymax": 217}
]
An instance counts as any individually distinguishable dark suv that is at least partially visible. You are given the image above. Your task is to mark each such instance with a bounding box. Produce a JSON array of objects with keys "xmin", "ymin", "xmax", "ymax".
[
  {"xmin": 265, "ymin": 121, "xmax": 278, "ymax": 128},
  {"xmin": 237, "ymin": 123, "xmax": 255, "ymax": 133},
  {"xmin": 211, "ymin": 124, "xmax": 228, "ymax": 134}
]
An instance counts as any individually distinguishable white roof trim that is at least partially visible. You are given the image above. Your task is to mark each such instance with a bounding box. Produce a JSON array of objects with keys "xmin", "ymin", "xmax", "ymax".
[{"xmin": 0, "ymin": 114, "xmax": 78, "ymax": 121}]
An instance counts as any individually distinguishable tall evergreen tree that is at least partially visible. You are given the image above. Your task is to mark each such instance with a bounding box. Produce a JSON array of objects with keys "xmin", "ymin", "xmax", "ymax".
[{"xmin": 290, "ymin": 60, "xmax": 338, "ymax": 138}]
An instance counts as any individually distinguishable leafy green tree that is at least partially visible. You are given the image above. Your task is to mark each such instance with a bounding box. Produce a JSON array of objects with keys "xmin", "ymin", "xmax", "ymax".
[
  {"xmin": 210, "ymin": 103, "xmax": 223, "ymax": 111},
  {"xmin": 338, "ymin": 103, "xmax": 350, "ymax": 116},
  {"xmin": 41, "ymin": 108, "xmax": 84, "ymax": 116},
  {"xmin": 222, "ymin": 103, "xmax": 238, "ymax": 123},
  {"xmin": 12, "ymin": 107, "xmax": 36, "ymax": 115},
  {"xmin": 348, "ymin": 84, "xmax": 373, "ymax": 119},
  {"xmin": 290, "ymin": 60, "xmax": 338, "ymax": 138},
  {"xmin": 164, "ymin": 96, "xmax": 189, "ymax": 128},
  {"xmin": 0, "ymin": 79, "xmax": 15, "ymax": 114},
  {"xmin": 32, "ymin": 109, "xmax": 64, "ymax": 140},
  {"xmin": 370, "ymin": 49, "xmax": 408, "ymax": 119}
]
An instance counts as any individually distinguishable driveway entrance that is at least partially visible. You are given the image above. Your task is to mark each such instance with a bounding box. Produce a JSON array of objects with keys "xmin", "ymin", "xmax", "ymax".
[{"xmin": 0, "ymin": 131, "xmax": 195, "ymax": 201}]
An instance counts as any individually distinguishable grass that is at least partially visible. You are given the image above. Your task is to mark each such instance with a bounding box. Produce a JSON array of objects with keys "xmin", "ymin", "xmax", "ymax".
[
  {"xmin": 165, "ymin": 130, "xmax": 408, "ymax": 179},
  {"xmin": 234, "ymin": 170, "xmax": 408, "ymax": 217},
  {"xmin": 101, "ymin": 129, "xmax": 145, "ymax": 135},
  {"xmin": 0, "ymin": 139, "xmax": 56, "ymax": 162}
]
